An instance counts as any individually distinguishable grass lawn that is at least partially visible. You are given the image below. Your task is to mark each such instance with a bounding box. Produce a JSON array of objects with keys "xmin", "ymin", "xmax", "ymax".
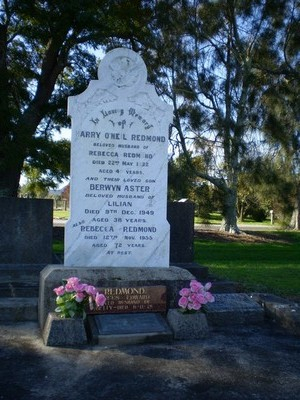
[
  {"xmin": 53, "ymin": 209, "xmax": 69, "ymax": 219},
  {"xmin": 53, "ymin": 240, "xmax": 64, "ymax": 253},
  {"xmin": 194, "ymin": 212, "xmax": 277, "ymax": 226},
  {"xmin": 194, "ymin": 231, "xmax": 300, "ymax": 299}
]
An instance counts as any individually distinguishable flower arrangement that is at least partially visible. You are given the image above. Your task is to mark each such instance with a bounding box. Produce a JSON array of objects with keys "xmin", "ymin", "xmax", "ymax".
[
  {"xmin": 178, "ymin": 279, "xmax": 215, "ymax": 313},
  {"xmin": 53, "ymin": 277, "xmax": 106, "ymax": 319}
]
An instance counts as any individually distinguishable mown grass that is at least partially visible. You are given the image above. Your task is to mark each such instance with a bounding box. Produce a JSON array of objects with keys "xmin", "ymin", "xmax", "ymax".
[
  {"xmin": 53, "ymin": 209, "xmax": 69, "ymax": 219},
  {"xmin": 194, "ymin": 231, "xmax": 300, "ymax": 298},
  {"xmin": 194, "ymin": 212, "xmax": 277, "ymax": 226},
  {"xmin": 53, "ymin": 240, "xmax": 64, "ymax": 253}
]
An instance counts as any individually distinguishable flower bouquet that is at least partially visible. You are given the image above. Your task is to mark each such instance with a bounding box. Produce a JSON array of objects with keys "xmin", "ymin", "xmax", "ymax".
[
  {"xmin": 53, "ymin": 277, "xmax": 106, "ymax": 319},
  {"xmin": 178, "ymin": 279, "xmax": 215, "ymax": 313}
]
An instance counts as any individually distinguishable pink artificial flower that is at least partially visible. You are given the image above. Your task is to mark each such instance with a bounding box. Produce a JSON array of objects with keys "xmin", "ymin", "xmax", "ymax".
[
  {"xmin": 179, "ymin": 288, "xmax": 190, "ymax": 297},
  {"xmin": 196, "ymin": 293, "xmax": 207, "ymax": 304},
  {"xmin": 85, "ymin": 285, "xmax": 97, "ymax": 296},
  {"xmin": 191, "ymin": 301, "xmax": 202, "ymax": 310},
  {"xmin": 53, "ymin": 286, "xmax": 65, "ymax": 296},
  {"xmin": 75, "ymin": 292, "xmax": 86, "ymax": 302},
  {"xmin": 205, "ymin": 292, "xmax": 215, "ymax": 303},
  {"xmin": 73, "ymin": 282, "xmax": 87, "ymax": 292},
  {"xmin": 178, "ymin": 296, "xmax": 189, "ymax": 308},
  {"xmin": 66, "ymin": 277, "xmax": 80, "ymax": 287},
  {"xmin": 189, "ymin": 293, "xmax": 198, "ymax": 302},
  {"xmin": 95, "ymin": 293, "xmax": 106, "ymax": 307},
  {"xmin": 65, "ymin": 283, "xmax": 75, "ymax": 292},
  {"xmin": 190, "ymin": 280, "xmax": 203, "ymax": 292}
]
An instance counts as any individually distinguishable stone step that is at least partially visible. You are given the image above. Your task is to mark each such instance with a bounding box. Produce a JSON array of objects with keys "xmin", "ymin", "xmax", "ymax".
[
  {"xmin": 0, "ymin": 264, "xmax": 43, "ymax": 301},
  {"xmin": 0, "ymin": 297, "xmax": 38, "ymax": 322},
  {"xmin": 204, "ymin": 293, "xmax": 265, "ymax": 326},
  {"xmin": 0, "ymin": 264, "xmax": 45, "ymax": 282},
  {"xmin": 0, "ymin": 282, "xmax": 39, "ymax": 297}
]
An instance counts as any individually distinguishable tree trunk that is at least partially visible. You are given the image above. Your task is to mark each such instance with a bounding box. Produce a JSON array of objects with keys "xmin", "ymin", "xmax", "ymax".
[
  {"xmin": 290, "ymin": 185, "xmax": 300, "ymax": 230},
  {"xmin": 220, "ymin": 188, "xmax": 240, "ymax": 233},
  {"xmin": 0, "ymin": 139, "xmax": 25, "ymax": 197},
  {"xmin": 0, "ymin": 167, "xmax": 21, "ymax": 197}
]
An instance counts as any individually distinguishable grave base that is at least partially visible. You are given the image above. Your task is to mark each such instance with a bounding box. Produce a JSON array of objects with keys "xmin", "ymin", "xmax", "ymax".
[
  {"xmin": 87, "ymin": 313, "xmax": 173, "ymax": 346},
  {"xmin": 38, "ymin": 265, "xmax": 195, "ymax": 330}
]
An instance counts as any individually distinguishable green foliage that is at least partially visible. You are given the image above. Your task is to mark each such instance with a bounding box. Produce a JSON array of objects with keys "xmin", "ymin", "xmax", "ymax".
[
  {"xmin": 0, "ymin": 0, "xmax": 155, "ymax": 196},
  {"xmin": 194, "ymin": 232, "xmax": 300, "ymax": 297},
  {"xmin": 145, "ymin": 0, "xmax": 300, "ymax": 231},
  {"xmin": 168, "ymin": 154, "xmax": 216, "ymax": 221},
  {"xmin": 20, "ymin": 165, "xmax": 53, "ymax": 198},
  {"xmin": 52, "ymin": 240, "xmax": 64, "ymax": 254},
  {"xmin": 238, "ymin": 153, "xmax": 297, "ymax": 224}
]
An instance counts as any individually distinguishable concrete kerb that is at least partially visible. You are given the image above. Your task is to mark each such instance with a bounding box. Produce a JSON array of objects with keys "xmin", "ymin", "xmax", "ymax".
[{"xmin": 251, "ymin": 293, "xmax": 300, "ymax": 337}]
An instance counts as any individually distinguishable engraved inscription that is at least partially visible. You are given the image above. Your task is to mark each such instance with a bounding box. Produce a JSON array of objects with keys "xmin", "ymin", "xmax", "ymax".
[
  {"xmin": 88, "ymin": 286, "xmax": 167, "ymax": 314},
  {"xmin": 65, "ymin": 48, "xmax": 172, "ymax": 267}
]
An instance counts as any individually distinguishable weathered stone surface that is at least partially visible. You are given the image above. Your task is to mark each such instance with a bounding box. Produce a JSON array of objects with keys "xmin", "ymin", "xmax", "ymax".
[
  {"xmin": 0, "ymin": 198, "xmax": 53, "ymax": 264},
  {"xmin": 250, "ymin": 293, "xmax": 300, "ymax": 336},
  {"xmin": 0, "ymin": 297, "xmax": 37, "ymax": 322},
  {"xmin": 65, "ymin": 48, "xmax": 172, "ymax": 268},
  {"xmin": 38, "ymin": 265, "xmax": 195, "ymax": 329},
  {"xmin": 205, "ymin": 293, "xmax": 264, "ymax": 326},
  {"xmin": 167, "ymin": 309, "xmax": 209, "ymax": 339},
  {"xmin": 43, "ymin": 312, "xmax": 87, "ymax": 347},
  {"xmin": 265, "ymin": 303, "xmax": 300, "ymax": 336}
]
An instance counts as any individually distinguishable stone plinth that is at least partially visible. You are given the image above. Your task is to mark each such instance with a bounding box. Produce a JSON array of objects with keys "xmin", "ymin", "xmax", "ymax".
[
  {"xmin": 43, "ymin": 312, "xmax": 87, "ymax": 347},
  {"xmin": 38, "ymin": 265, "xmax": 195, "ymax": 329},
  {"xmin": 205, "ymin": 293, "xmax": 264, "ymax": 326},
  {"xmin": 167, "ymin": 309, "xmax": 209, "ymax": 340}
]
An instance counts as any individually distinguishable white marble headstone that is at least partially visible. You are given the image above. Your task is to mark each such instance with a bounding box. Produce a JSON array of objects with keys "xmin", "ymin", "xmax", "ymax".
[{"xmin": 64, "ymin": 48, "xmax": 172, "ymax": 268}]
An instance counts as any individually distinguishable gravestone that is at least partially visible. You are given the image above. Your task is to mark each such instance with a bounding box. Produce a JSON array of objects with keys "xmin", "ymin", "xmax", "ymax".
[
  {"xmin": 168, "ymin": 201, "xmax": 194, "ymax": 263},
  {"xmin": 39, "ymin": 49, "xmax": 200, "ymax": 346},
  {"xmin": 0, "ymin": 198, "xmax": 53, "ymax": 264},
  {"xmin": 65, "ymin": 48, "xmax": 172, "ymax": 268}
]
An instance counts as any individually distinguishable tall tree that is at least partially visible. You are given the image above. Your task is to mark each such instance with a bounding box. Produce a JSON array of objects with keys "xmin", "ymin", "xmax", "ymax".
[
  {"xmin": 260, "ymin": 0, "xmax": 300, "ymax": 229},
  {"xmin": 146, "ymin": 0, "xmax": 297, "ymax": 232},
  {"xmin": 0, "ymin": 0, "xmax": 153, "ymax": 196}
]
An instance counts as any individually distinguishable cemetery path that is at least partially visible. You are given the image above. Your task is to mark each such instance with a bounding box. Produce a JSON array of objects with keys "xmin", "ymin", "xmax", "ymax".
[{"xmin": 0, "ymin": 321, "xmax": 299, "ymax": 400}]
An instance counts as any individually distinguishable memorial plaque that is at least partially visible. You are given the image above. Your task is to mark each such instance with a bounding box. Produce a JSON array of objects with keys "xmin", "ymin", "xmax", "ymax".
[
  {"xmin": 94, "ymin": 313, "xmax": 170, "ymax": 335},
  {"xmin": 64, "ymin": 48, "xmax": 172, "ymax": 267},
  {"xmin": 88, "ymin": 285, "xmax": 167, "ymax": 314}
]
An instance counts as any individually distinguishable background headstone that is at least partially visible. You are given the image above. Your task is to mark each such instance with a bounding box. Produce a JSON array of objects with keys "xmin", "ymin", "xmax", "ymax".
[
  {"xmin": 65, "ymin": 48, "xmax": 172, "ymax": 267},
  {"xmin": 0, "ymin": 198, "xmax": 53, "ymax": 264},
  {"xmin": 168, "ymin": 201, "xmax": 194, "ymax": 263}
]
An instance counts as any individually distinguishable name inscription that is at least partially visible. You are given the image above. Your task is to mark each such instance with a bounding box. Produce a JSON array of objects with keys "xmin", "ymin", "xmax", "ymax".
[
  {"xmin": 68, "ymin": 103, "xmax": 167, "ymax": 261},
  {"xmin": 87, "ymin": 286, "xmax": 167, "ymax": 314}
]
